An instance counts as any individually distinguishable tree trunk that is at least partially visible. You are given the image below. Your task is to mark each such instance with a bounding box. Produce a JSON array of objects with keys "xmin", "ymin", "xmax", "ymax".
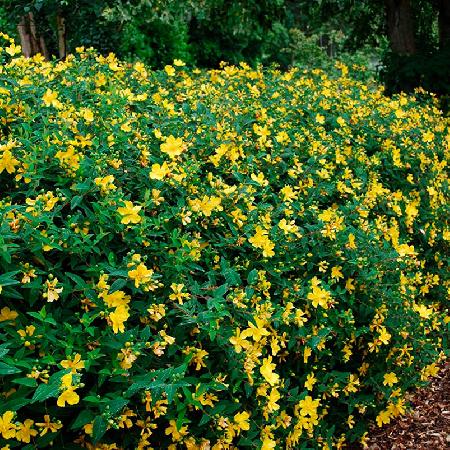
[
  {"xmin": 17, "ymin": 12, "xmax": 49, "ymax": 59},
  {"xmin": 17, "ymin": 15, "xmax": 32, "ymax": 57},
  {"xmin": 385, "ymin": 0, "xmax": 416, "ymax": 54},
  {"xmin": 28, "ymin": 12, "xmax": 41, "ymax": 55},
  {"xmin": 439, "ymin": 0, "xmax": 450, "ymax": 48},
  {"xmin": 56, "ymin": 11, "xmax": 66, "ymax": 59}
]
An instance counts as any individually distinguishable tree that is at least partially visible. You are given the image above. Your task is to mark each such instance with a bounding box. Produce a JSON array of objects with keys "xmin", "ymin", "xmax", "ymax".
[
  {"xmin": 1, "ymin": 0, "xmax": 118, "ymax": 60},
  {"xmin": 439, "ymin": 0, "xmax": 450, "ymax": 48},
  {"xmin": 385, "ymin": 0, "xmax": 416, "ymax": 54}
]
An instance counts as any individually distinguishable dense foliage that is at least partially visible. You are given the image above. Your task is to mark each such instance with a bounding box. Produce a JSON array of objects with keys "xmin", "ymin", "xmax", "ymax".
[{"xmin": 0, "ymin": 34, "xmax": 449, "ymax": 449}]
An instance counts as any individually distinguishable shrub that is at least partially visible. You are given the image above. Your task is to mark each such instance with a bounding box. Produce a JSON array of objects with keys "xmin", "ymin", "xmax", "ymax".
[{"xmin": 0, "ymin": 33, "xmax": 448, "ymax": 449}]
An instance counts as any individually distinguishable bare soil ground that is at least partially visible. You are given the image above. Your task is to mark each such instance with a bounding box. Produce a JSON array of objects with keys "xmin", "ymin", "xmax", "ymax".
[{"xmin": 361, "ymin": 361, "xmax": 450, "ymax": 450}]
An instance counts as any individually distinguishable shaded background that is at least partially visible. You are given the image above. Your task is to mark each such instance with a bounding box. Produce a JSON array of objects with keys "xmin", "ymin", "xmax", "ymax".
[{"xmin": 2, "ymin": 0, "xmax": 449, "ymax": 107}]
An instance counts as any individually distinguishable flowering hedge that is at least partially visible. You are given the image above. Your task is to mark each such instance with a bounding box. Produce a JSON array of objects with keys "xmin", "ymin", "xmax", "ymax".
[{"xmin": 0, "ymin": 33, "xmax": 449, "ymax": 449}]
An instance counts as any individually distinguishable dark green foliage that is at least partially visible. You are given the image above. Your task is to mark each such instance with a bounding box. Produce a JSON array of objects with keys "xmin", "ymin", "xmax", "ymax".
[{"xmin": 381, "ymin": 49, "xmax": 450, "ymax": 111}]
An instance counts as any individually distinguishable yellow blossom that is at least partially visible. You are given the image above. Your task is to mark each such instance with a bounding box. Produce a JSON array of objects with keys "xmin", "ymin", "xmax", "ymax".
[
  {"xmin": 307, "ymin": 285, "xmax": 332, "ymax": 309},
  {"xmin": 149, "ymin": 161, "xmax": 171, "ymax": 180},
  {"xmin": 160, "ymin": 135, "xmax": 185, "ymax": 158},
  {"xmin": 383, "ymin": 372, "xmax": 398, "ymax": 386},
  {"xmin": 0, "ymin": 411, "xmax": 16, "ymax": 439},
  {"xmin": 42, "ymin": 89, "xmax": 61, "ymax": 107},
  {"xmin": 117, "ymin": 201, "xmax": 142, "ymax": 224},
  {"xmin": 15, "ymin": 419, "xmax": 38, "ymax": 443},
  {"xmin": 109, "ymin": 305, "xmax": 130, "ymax": 333},
  {"xmin": 165, "ymin": 419, "xmax": 188, "ymax": 441},
  {"xmin": 128, "ymin": 263, "xmax": 154, "ymax": 288},
  {"xmin": 0, "ymin": 306, "xmax": 18, "ymax": 322},
  {"xmin": 57, "ymin": 387, "xmax": 80, "ymax": 407},
  {"xmin": 35, "ymin": 415, "xmax": 63, "ymax": 436},
  {"xmin": 61, "ymin": 354, "xmax": 85, "ymax": 373},
  {"xmin": 0, "ymin": 150, "xmax": 19, "ymax": 174},
  {"xmin": 260, "ymin": 356, "xmax": 280, "ymax": 386},
  {"xmin": 233, "ymin": 411, "xmax": 250, "ymax": 432}
]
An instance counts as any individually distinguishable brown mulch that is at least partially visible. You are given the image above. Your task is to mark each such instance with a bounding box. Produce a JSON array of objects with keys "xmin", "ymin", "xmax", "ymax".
[{"xmin": 360, "ymin": 361, "xmax": 450, "ymax": 450}]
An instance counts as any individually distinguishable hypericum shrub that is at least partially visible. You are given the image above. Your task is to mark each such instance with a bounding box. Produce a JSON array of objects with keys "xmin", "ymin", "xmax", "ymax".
[{"xmin": 0, "ymin": 33, "xmax": 448, "ymax": 449}]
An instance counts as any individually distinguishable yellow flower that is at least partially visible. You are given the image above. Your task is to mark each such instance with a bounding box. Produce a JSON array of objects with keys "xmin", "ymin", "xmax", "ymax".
[
  {"xmin": 266, "ymin": 387, "xmax": 281, "ymax": 413},
  {"xmin": 347, "ymin": 233, "xmax": 357, "ymax": 249},
  {"xmin": 15, "ymin": 419, "xmax": 38, "ymax": 443},
  {"xmin": 169, "ymin": 283, "xmax": 191, "ymax": 304},
  {"xmin": 82, "ymin": 108, "xmax": 94, "ymax": 122},
  {"xmin": 413, "ymin": 303, "xmax": 433, "ymax": 319},
  {"xmin": 164, "ymin": 65, "xmax": 176, "ymax": 76},
  {"xmin": 304, "ymin": 373, "xmax": 317, "ymax": 391},
  {"xmin": 165, "ymin": 419, "xmax": 188, "ymax": 441},
  {"xmin": 261, "ymin": 437, "xmax": 276, "ymax": 450},
  {"xmin": 378, "ymin": 327, "xmax": 391, "ymax": 345},
  {"xmin": 43, "ymin": 278, "xmax": 63, "ymax": 303},
  {"xmin": 60, "ymin": 373, "xmax": 73, "ymax": 389},
  {"xmin": 109, "ymin": 305, "xmax": 130, "ymax": 333},
  {"xmin": 0, "ymin": 149, "xmax": 19, "ymax": 174},
  {"xmin": 298, "ymin": 395, "xmax": 320, "ymax": 417},
  {"xmin": 421, "ymin": 363, "xmax": 440, "ymax": 380},
  {"xmin": 303, "ymin": 347, "xmax": 312, "ymax": 364},
  {"xmin": 422, "ymin": 130, "xmax": 434, "ymax": 143},
  {"xmin": 248, "ymin": 226, "xmax": 275, "ymax": 258},
  {"xmin": 189, "ymin": 195, "xmax": 223, "ymax": 217},
  {"xmin": 315, "ymin": 113, "xmax": 325, "ymax": 124},
  {"xmin": 160, "ymin": 135, "xmax": 185, "ymax": 158},
  {"xmin": 5, "ymin": 43, "xmax": 21, "ymax": 56},
  {"xmin": 0, "ymin": 306, "xmax": 18, "ymax": 322},
  {"xmin": 251, "ymin": 172, "xmax": 268, "ymax": 186},
  {"xmin": 347, "ymin": 415, "xmax": 355, "ymax": 429},
  {"xmin": 57, "ymin": 387, "xmax": 80, "ymax": 407},
  {"xmin": 376, "ymin": 408, "xmax": 392, "ymax": 427},
  {"xmin": 307, "ymin": 285, "xmax": 332, "ymax": 309},
  {"xmin": 61, "ymin": 353, "xmax": 85, "ymax": 373},
  {"xmin": 241, "ymin": 318, "xmax": 270, "ymax": 342},
  {"xmin": 233, "ymin": 411, "xmax": 250, "ymax": 432},
  {"xmin": 0, "ymin": 411, "xmax": 16, "ymax": 439},
  {"xmin": 128, "ymin": 263, "xmax": 154, "ymax": 288},
  {"xmin": 35, "ymin": 415, "xmax": 63, "ymax": 436},
  {"xmin": 229, "ymin": 328, "xmax": 250, "ymax": 353},
  {"xmin": 149, "ymin": 162, "xmax": 171, "ymax": 180},
  {"xmin": 95, "ymin": 175, "xmax": 116, "ymax": 193},
  {"xmin": 345, "ymin": 278, "xmax": 355, "ymax": 292},
  {"xmin": 117, "ymin": 201, "xmax": 142, "ymax": 224},
  {"xmin": 383, "ymin": 372, "xmax": 398, "ymax": 386},
  {"xmin": 260, "ymin": 356, "xmax": 280, "ymax": 386},
  {"xmin": 330, "ymin": 266, "xmax": 344, "ymax": 280},
  {"xmin": 42, "ymin": 89, "xmax": 60, "ymax": 108},
  {"xmin": 190, "ymin": 348, "xmax": 209, "ymax": 371},
  {"xmin": 100, "ymin": 290, "xmax": 131, "ymax": 308}
]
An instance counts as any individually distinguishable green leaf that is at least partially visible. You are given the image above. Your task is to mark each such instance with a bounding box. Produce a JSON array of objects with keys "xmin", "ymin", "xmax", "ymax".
[
  {"xmin": 0, "ymin": 343, "xmax": 11, "ymax": 359},
  {"xmin": 0, "ymin": 271, "xmax": 20, "ymax": 287},
  {"xmin": 66, "ymin": 272, "xmax": 88, "ymax": 288},
  {"xmin": 247, "ymin": 269, "xmax": 258, "ymax": 285},
  {"xmin": 83, "ymin": 395, "xmax": 105, "ymax": 404},
  {"xmin": 0, "ymin": 362, "xmax": 21, "ymax": 375},
  {"xmin": 92, "ymin": 416, "xmax": 107, "ymax": 443},
  {"xmin": 12, "ymin": 377, "xmax": 37, "ymax": 387},
  {"xmin": 106, "ymin": 397, "xmax": 128, "ymax": 415},
  {"xmin": 71, "ymin": 409, "xmax": 95, "ymax": 430},
  {"xmin": 109, "ymin": 278, "xmax": 127, "ymax": 293},
  {"xmin": 199, "ymin": 413, "xmax": 211, "ymax": 426},
  {"xmin": 31, "ymin": 380, "xmax": 60, "ymax": 403},
  {"xmin": 70, "ymin": 195, "xmax": 83, "ymax": 210}
]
